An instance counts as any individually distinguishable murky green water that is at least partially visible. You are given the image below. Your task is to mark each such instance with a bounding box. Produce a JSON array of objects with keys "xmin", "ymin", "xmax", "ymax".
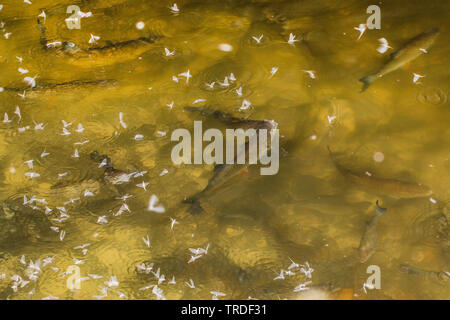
[{"xmin": 0, "ymin": 0, "xmax": 449, "ymax": 300}]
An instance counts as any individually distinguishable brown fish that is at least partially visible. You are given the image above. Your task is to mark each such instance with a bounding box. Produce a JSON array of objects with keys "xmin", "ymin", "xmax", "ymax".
[
  {"xmin": 37, "ymin": 18, "xmax": 161, "ymax": 67},
  {"xmin": 89, "ymin": 151, "xmax": 135, "ymax": 185},
  {"xmin": 400, "ymin": 264, "xmax": 449, "ymax": 282},
  {"xmin": 327, "ymin": 146, "xmax": 432, "ymax": 198},
  {"xmin": 360, "ymin": 28, "xmax": 439, "ymax": 91},
  {"xmin": 183, "ymin": 107, "xmax": 278, "ymax": 214},
  {"xmin": 3, "ymin": 79, "xmax": 118, "ymax": 97},
  {"xmin": 358, "ymin": 201, "xmax": 386, "ymax": 263},
  {"xmin": 0, "ymin": 198, "xmax": 54, "ymax": 244}
]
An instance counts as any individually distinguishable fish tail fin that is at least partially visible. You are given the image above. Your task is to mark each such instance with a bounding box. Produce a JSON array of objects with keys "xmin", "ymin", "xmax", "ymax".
[
  {"xmin": 359, "ymin": 74, "xmax": 376, "ymax": 92},
  {"xmin": 36, "ymin": 17, "xmax": 44, "ymax": 30},
  {"xmin": 375, "ymin": 200, "xmax": 387, "ymax": 216},
  {"xmin": 326, "ymin": 145, "xmax": 336, "ymax": 161},
  {"xmin": 36, "ymin": 18, "xmax": 47, "ymax": 48},
  {"xmin": 326, "ymin": 145, "xmax": 333, "ymax": 156},
  {"xmin": 183, "ymin": 197, "xmax": 204, "ymax": 215}
]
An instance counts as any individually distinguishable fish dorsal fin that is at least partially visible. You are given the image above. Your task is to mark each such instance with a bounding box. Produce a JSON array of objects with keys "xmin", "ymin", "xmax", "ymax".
[
  {"xmin": 280, "ymin": 147, "xmax": 289, "ymax": 158},
  {"xmin": 375, "ymin": 200, "xmax": 387, "ymax": 215},
  {"xmin": 390, "ymin": 50, "xmax": 400, "ymax": 59},
  {"xmin": 50, "ymin": 180, "xmax": 71, "ymax": 189},
  {"xmin": 214, "ymin": 164, "xmax": 227, "ymax": 172}
]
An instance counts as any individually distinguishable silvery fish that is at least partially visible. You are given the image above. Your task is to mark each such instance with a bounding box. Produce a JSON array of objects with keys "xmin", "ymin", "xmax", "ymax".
[
  {"xmin": 358, "ymin": 201, "xmax": 386, "ymax": 263},
  {"xmin": 360, "ymin": 28, "xmax": 439, "ymax": 91}
]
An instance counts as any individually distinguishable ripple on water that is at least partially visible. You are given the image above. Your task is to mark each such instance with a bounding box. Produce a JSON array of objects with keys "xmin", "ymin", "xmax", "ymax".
[
  {"xmin": 214, "ymin": 217, "xmax": 287, "ymax": 273},
  {"xmin": 192, "ymin": 61, "xmax": 258, "ymax": 107},
  {"xmin": 144, "ymin": 12, "xmax": 205, "ymax": 38},
  {"xmin": 416, "ymin": 87, "xmax": 448, "ymax": 106},
  {"xmin": 409, "ymin": 206, "xmax": 449, "ymax": 247},
  {"xmin": 238, "ymin": 20, "xmax": 285, "ymax": 48}
]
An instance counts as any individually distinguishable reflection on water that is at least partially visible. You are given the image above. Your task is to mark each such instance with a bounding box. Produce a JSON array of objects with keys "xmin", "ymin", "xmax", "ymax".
[{"xmin": 0, "ymin": 0, "xmax": 449, "ymax": 300}]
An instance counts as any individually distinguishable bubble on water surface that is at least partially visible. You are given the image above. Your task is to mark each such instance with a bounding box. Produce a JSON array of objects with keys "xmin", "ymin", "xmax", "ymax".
[
  {"xmin": 417, "ymin": 87, "xmax": 447, "ymax": 106},
  {"xmin": 373, "ymin": 152, "xmax": 384, "ymax": 163},
  {"xmin": 218, "ymin": 43, "xmax": 233, "ymax": 52},
  {"xmin": 136, "ymin": 21, "xmax": 145, "ymax": 30}
]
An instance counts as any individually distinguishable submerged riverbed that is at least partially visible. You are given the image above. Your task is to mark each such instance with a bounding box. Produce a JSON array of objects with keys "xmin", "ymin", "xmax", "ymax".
[{"xmin": 0, "ymin": 0, "xmax": 449, "ymax": 300}]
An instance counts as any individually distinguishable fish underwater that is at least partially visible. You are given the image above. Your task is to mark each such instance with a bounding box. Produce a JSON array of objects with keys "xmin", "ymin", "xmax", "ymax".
[
  {"xmin": 327, "ymin": 146, "xmax": 433, "ymax": 198},
  {"xmin": 358, "ymin": 200, "xmax": 386, "ymax": 263},
  {"xmin": 360, "ymin": 28, "xmax": 439, "ymax": 91},
  {"xmin": 183, "ymin": 107, "xmax": 278, "ymax": 214},
  {"xmin": 2, "ymin": 79, "xmax": 118, "ymax": 98},
  {"xmin": 400, "ymin": 264, "xmax": 449, "ymax": 282},
  {"xmin": 48, "ymin": 151, "xmax": 135, "ymax": 203},
  {"xmin": 89, "ymin": 151, "xmax": 137, "ymax": 186},
  {"xmin": 0, "ymin": 198, "xmax": 54, "ymax": 246},
  {"xmin": 37, "ymin": 18, "xmax": 161, "ymax": 67}
]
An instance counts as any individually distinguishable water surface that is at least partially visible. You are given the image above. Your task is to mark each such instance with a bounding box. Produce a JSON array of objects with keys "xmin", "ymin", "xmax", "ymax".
[{"xmin": 0, "ymin": 0, "xmax": 449, "ymax": 299}]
